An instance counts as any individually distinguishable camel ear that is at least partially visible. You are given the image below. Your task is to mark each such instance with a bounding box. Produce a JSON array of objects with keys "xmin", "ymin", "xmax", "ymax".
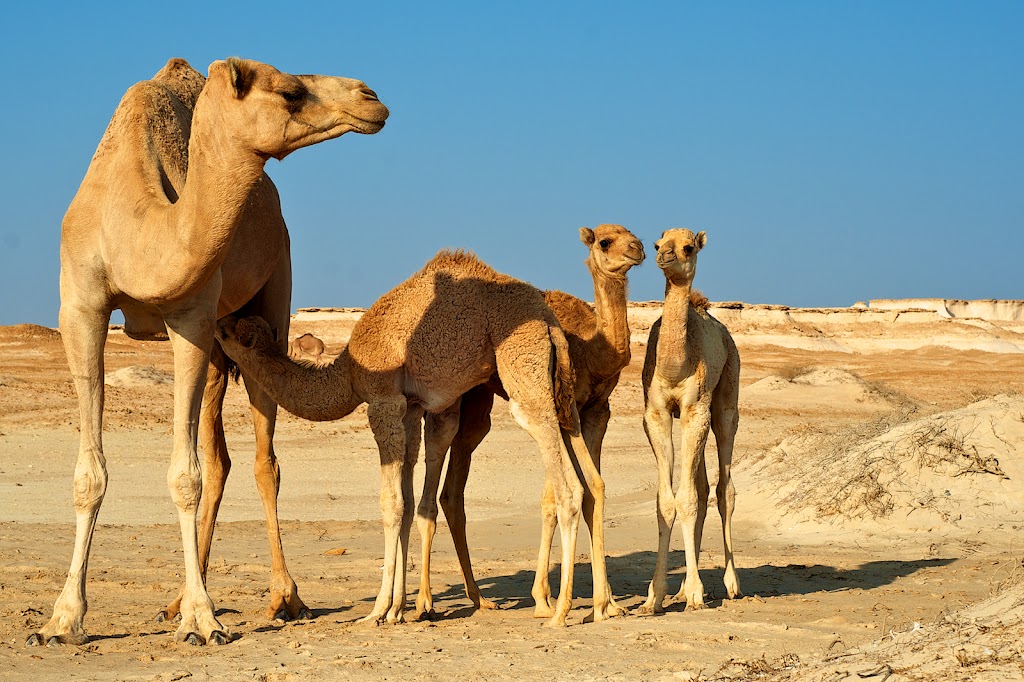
[
  {"xmin": 580, "ymin": 227, "xmax": 595, "ymax": 246},
  {"xmin": 226, "ymin": 57, "xmax": 255, "ymax": 99},
  {"xmin": 695, "ymin": 231, "xmax": 707, "ymax": 250}
]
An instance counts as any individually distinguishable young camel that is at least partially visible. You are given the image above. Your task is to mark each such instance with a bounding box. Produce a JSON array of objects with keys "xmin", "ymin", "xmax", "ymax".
[
  {"xmin": 413, "ymin": 224, "xmax": 644, "ymax": 619},
  {"xmin": 639, "ymin": 229, "xmax": 742, "ymax": 614},
  {"xmin": 215, "ymin": 251, "xmax": 617, "ymax": 627},
  {"xmin": 30, "ymin": 58, "xmax": 387, "ymax": 648}
]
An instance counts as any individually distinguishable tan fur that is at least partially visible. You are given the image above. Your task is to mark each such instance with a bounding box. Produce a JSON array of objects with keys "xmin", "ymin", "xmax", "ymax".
[
  {"xmin": 32, "ymin": 58, "xmax": 387, "ymax": 648},
  {"xmin": 413, "ymin": 224, "xmax": 644, "ymax": 621},
  {"xmin": 216, "ymin": 250, "xmax": 615, "ymax": 627},
  {"xmin": 639, "ymin": 229, "xmax": 742, "ymax": 614},
  {"xmin": 289, "ymin": 333, "xmax": 326, "ymax": 363}
]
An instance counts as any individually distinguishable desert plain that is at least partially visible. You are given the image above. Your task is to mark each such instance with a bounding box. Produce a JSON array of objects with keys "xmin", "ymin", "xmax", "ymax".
[{"xmin": 1, "ymin": 299, "xmax": 1023, "ymax": 681}]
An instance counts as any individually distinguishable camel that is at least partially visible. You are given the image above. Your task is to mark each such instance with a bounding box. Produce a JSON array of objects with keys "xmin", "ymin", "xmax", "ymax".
[
  {"xmin": 215, "ymin": 250, "xmax": 617, "ymax": 627},
  {"xmin": 290, "ymin": 333, "xmax": 326, "ymax": 363},
  {"xmin": 637, "ymin": 229, "xmax": 742, "ymax": 614},
  {"xmin": 28, "ymin": 57, "xmax": 388, "ymax": 648},
  {"xmin": 413, "ymin": 224, "xmax": 645, "ymax": 619}
]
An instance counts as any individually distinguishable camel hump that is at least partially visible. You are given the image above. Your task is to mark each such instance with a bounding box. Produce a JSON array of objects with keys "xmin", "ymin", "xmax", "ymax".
[
  {"xmin": 151, "ymin": 57, "xmax": 206, "ymax": 111},
  {"xmin": 549, "ymin": 324, "xmax": 578, "ymax": 433}
]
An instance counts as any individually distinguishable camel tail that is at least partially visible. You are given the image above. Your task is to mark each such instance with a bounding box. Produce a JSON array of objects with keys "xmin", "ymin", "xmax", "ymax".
[{"xmin": 549, "ymin": 324, "xmax": 578, "ymax": 434}]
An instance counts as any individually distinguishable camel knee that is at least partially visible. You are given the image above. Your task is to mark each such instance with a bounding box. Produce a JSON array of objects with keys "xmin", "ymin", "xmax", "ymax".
[
  {"xmin": 253, "ymin": 455, "xmax": 280, "ymax": 493},
  {"xmin": 167, "ymin": 461, "xmax": 202, "ymax": 512},
  {"xmin": 72, "ymin": 456, "xmax": 107, "ymax": 511},
  {"xmin": 416, "ymin": 496, "xmax": 438, "ymax": 523},
  {"xmin": 675, "ymin": 494, "xmax": 700, "ymax": 523},
  {"xmin": 717, "ymin": 478, "xmax": 736, "ymax": 511}
]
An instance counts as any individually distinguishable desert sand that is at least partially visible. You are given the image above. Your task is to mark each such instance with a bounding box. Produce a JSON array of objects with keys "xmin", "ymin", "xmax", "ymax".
[{"xmin": 1, "ymin": 300, "xmax": 1022, "ymax": 681}]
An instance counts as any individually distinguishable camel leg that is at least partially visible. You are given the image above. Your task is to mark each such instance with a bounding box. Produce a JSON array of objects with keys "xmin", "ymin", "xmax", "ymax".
[
  {"xmin": 361, "ymin": 396, "xmax": 411, "ymax": 625},
  {"xmin": 158, "ymin": 346, "xmax": 231, "ymax": 623},
  {"xmin": 28, "ymin": 303, "xmax": 110, "ymax": 647},
  {"xmin": 639, "ymin": 402, "xmax": 675, "ymax": 615},
  {"xmin": 507, "ymin": 396, "xmax": 583, "ymax": 627},
  {"xmin": 498, "ymin": 328, "xmax": 583, "ymax": 627},
  {"xmin": 530, "ymin": 478, "xmax": 558, "ymax": 617},
  {"xmin": 711, "ymin": 376, "xmax": 742, "ymax": 599},
  {"xmin": 415, "ymin": 400, "xmax": 461, "ymax": 620},
  {"xmin": 244, "ymin": 373, "xmax": 310, "ymax": 620},
  {"xmin": 674, "ymin": 403, "xmax": 712, "ymax": 610},
  {"xmin": 575, "ymin": 402, "xmax": 624, "ymax": 621},
  {"xmin": 676, "ymin": 451, "xmax": 709, "ymax": 602},
  {"xmin": 163, "ymin": 303, "xmax": 228, "ymax": 645},
  {"xmin": 439, "ymin": 385, "xmax": 498, "ymax": 611}
]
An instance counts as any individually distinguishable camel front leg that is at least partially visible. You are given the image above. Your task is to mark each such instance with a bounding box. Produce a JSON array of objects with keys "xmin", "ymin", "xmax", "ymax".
[
  {"xmin": 163, "ymin": 303, "xmax": 228, "ymax": 645},
  {"xmin": 28, "ymin": 304, "xmax": 110, "ymax": 647},
  {"xmin": 159, "ymin": 348, "xmax": 231, "ymax": 624},
  {"xmin": 639, "ymin": 402, "xmax": 675, "ymax": 615},
  {"xmin": 674, "ymin": 404, "xmax": 712, "ymax": 610},
  {"xmin": 244, "ymin": 373, "xmax": 310, "ymax": 621},
  {"xmin": 361, "ymin": 397, "xmax": 410, "ymax": 625},
  {"xmin": 416, "ymin": 401, "xmax": 460, "ymax": 620},
  {"xmin": 439, "ymin": 385, "xmax": 497, "ymax": 610}
]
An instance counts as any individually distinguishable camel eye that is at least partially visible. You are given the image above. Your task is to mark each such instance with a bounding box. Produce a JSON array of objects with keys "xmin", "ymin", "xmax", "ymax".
[
  {"xmin": 279, "ymin": 90, "xmax": 304, "ymax": 103},
  {"xmin": 683, "ymin": 245, "xmax": 694, "ymax": 255},
  {"xmin": 599, "ymin": 239, "xmax": 612, "ymax": 250}
]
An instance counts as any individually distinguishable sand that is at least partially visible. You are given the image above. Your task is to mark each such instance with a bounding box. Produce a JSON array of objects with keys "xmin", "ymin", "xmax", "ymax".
[{"xmin": 1, "ymin": 303, "xmax": 1023, "ymax": 681}]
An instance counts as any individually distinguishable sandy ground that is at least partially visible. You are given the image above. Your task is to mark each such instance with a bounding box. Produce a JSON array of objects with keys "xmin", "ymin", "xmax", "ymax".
[{"xmin": 1, "ymin": 311, "xmax": 1023, "ymax": 681}]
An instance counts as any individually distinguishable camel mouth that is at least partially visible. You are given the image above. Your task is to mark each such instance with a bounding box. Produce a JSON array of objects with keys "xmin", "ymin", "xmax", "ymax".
[
  {"xmin": 354, "ymin": 118, "xmax": 387, "ymax": 134},
  {"xmin": 656, "ymin": 255, "xmax": 677, "ymax": 268}
]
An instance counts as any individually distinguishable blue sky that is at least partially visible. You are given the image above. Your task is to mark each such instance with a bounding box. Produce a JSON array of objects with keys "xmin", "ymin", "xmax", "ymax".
[{"xmin": 1, "ymin": 1, "xmax": 1021, "ymax": 326}]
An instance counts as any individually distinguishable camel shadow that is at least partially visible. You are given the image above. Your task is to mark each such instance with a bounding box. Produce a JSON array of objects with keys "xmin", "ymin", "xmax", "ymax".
[{"xmin": 416, "ymin": 551, "xmax": 957, "ymax": 618}]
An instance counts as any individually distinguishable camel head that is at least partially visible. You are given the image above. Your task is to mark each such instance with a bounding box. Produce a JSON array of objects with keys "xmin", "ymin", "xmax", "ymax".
[
  {"xmin": 216, "ymin": 315, "xmax": 279, "ymax": 359},
  {"xmin": 580, "ymin": 224, "xmax": 645, "ymax": 279},
  {"xmin": 204, "ymin": 58, "xmax": 389, "ymax": 160},
  {"xmin": 654, "ymin": 228, "xmax": 706, "ymax": 285}
]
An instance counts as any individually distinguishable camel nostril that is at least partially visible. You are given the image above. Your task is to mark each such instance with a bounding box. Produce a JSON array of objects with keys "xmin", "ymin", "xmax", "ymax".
[{"xmin": 359, "ymin": 87, "xmax": 379, "ymax": 101}]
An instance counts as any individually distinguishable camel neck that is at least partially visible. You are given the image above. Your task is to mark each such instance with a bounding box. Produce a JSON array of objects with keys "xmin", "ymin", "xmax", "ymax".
[
  {"xmin": 655, "ymin": 278, "xmax": 692, "ymax": 380},
  {"xmin": 123, "ymin": 87, "xmax": 268, "ymax": 304},
  {"xmin": 172, "ymin": 92, "xmax": 267, "ymax": 282},
  {"xmin": 588, "ymin": 261, "xmax": 632, "ymax": 376},
  {"xmin": 246, "ymin": 345, "xmax": 363, "ymax": 422}
]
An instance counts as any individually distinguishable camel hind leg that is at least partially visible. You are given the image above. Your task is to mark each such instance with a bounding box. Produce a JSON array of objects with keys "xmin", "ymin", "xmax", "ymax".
[
  {"xmin": 439, "ymin": 385, "xmax": 498, "ymax": 611},
  {"xmin": 711, "ymin": 353, "xmax": 741, "ymax": 600},
  {"xmin": 245, "ymin": 373, "xmax": 310, "ymax": 620},
  {"xmin": 496, "ymin": 328, "xmax": 583, "ymax": 627}
]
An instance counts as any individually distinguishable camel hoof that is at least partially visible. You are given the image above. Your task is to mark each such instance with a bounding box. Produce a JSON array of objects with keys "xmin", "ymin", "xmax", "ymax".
[
  {"xmin": 184, "ymin": 632, "xmax": 205, "ymax": 646},
  {"xmin": 46, "ymin": 637, "xmax": 64, "ymax": 648},
  {"xmin": 416, "ymin": 609, "xmax": 437, "ymax": 622},
  {"xmin": 155, "ymin": 610, "xmax": 169, "ymax": 623},
  {"xmin": 297, "ymin": 607, "xmax": 313, "ymax": 620},
  {"xmin": 208, "ymin": 630, "xmax": 229, "ymax": 646},
  {"xmin": 25, "ymin": 633, "xmax": 42, "ymax": 647},
  {"xmin": 273, "ymin": 609, "xmax": 291, "ymax": 622}
]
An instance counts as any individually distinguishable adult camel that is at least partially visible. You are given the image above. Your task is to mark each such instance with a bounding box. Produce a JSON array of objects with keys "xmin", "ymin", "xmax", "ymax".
[{"xmin": 28, "ymin": 57, "xmax": 387, "ymax": 647}]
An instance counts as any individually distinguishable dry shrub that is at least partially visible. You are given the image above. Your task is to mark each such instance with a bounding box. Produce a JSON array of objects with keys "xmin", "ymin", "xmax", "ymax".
[{"xmin": 769, "ymin": 400, "xmax": 1011, "ymax": 523}]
